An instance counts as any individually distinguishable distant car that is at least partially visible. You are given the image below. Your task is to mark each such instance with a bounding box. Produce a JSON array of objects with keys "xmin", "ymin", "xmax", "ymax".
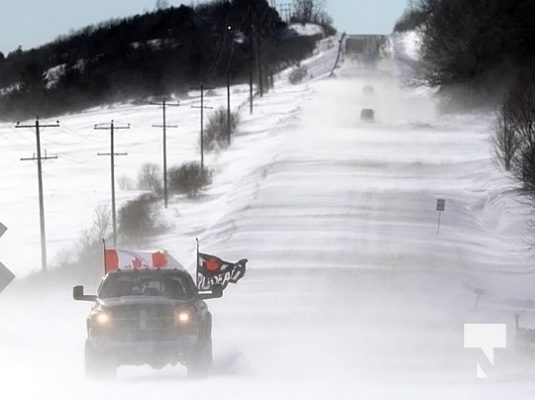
[
  {"xmin": 360, "ymin": 108, "xmax": 375, "ymax": 122},
  {"xmin": 73, "ymin": 267, "xmax": 222, "ymax": 378},
  {"xmin": 362, "ymin": 85, "xmax": 374, "ymax": 95}
]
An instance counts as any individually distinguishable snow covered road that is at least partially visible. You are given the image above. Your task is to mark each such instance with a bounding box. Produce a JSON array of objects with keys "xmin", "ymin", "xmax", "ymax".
[{"xmin": 2, "ymin": 37, "xmax": 535, "ymax": 399}]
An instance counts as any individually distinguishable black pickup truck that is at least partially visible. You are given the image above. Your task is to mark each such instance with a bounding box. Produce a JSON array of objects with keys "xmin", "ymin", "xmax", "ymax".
[{"xmin": 73, "ymin": 268, "xmax": 222, "ymax": 378}]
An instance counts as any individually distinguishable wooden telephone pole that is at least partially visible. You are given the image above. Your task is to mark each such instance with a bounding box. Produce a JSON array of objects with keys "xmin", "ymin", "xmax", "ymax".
[
  {"xmin": 192, "ymin": 83, "xmax": 214, "ymax": 171},
  {"xmin": 150, "ymin": 99, "xmax": 179, "ymax": 208},
  {"xmin": 95, "ymin": 121, "xmax": 129, "ymax": 247},
  {"xmin": 226, "ymin": 25, "xmax": 234, "ymax": 146},
  {"xmin": 16, "ymin": 118, "xmax": 59, "ymax": 272}
]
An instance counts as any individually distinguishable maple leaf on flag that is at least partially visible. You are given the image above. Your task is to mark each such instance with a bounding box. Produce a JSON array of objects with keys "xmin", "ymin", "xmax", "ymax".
[
  {"xmin": 132, "ymin": 257, "xmax": 143, "ymax": 269},
  {"xmin": 152, "ymin": 251, "xmax": 167, "ymax": 268},
  {"xmin": 206, "ymin": 258, "xmax": 220, "ymax": 272},
  {"xmin": 196, "ymin": 252, "xmax": 247, "ymax": 290}
]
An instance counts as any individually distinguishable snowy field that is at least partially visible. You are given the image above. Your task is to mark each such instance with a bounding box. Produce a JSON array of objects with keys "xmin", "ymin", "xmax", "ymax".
[{"xmin": 2, "ymin": 34, "xmax": 535, "ymax": 399}]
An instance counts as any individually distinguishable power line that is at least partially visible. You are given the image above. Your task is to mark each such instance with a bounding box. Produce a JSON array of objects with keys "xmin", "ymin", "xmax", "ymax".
[
  {"xmin": 94, "ymin": 120, "xmax": 130, "ymax": 247},
  {"xmin": 150, "ymin": 99, "xmax": 179, "ymax": 208},
  {"xmin": 15, "ymin": 117, "xmax": 60, "ymax": 272}
]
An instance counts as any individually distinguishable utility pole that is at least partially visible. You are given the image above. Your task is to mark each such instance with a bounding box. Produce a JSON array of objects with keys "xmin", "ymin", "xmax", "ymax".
[
  {"xmin": 150, "ymin": 99, "xmax": 179, "ymax": 208},
  {"xmin": 248, "ymin": 22, "xmax": 255, "ymax": 115},
  {"xmin": 191, "ymin": 83, "xmax": 213, "ymax": 171},
  {"xmin": 16, "ymin": 118, "xmax": 59, "ymax": 272},
  {"xmin": 249, "ymin": 69, "xmax": 254, "ymax": 115},
  {"xmin": 226, "ymin": 74, "xmax": 232, "ymax": 146},
  {"xmin": 254, "ymin": 26, "xmax": 264, "ymax": 97},
  {"xmin": 226, "ymin": 25, "xmax": 233, "ymax": 146},
  {"xmin": 95, "ymin": 121, "xmax": 129, "ymax": 247}
]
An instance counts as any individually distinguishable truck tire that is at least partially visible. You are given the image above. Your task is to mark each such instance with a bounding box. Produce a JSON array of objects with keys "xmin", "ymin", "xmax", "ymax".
[
  {"xmin": 85, "ymin": 340, "xmax": 116, "ymax": 379},
  {"xmin": 187, "ymin": 315, "xmax": 213, "ymax": 377}
]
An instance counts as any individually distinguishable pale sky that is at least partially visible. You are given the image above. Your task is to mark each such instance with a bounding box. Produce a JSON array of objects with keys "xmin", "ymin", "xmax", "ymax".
[{"xmin": 0, "ymin": 0, "xmax": 408, "ymax": 54}]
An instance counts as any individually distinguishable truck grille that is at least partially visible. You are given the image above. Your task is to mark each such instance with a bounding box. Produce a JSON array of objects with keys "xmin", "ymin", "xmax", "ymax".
[{"xmin": 110, "ymin": 305, "xmax": 175, "ymax": 331}]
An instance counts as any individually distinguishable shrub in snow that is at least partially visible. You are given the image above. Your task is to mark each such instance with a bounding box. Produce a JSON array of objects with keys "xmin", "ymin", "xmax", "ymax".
[
  {"xmin": 203, "ymin": 108, "xmax": 239, "ymax": 151},
  {"xmin": 168, "ymin": 162, "xmax": 211, "ymax": 198},
  {"xmin": 118, "ymin": 175, "xmax": 135, "ymax": 191},
  {"xmin": 74, "ymin": 205, "xmax": 112, "ymax": 261},
  {"xmin": 394, "ymin": 8, "xmax": 428, "ymax": 32},
  {"xmin": 118, "ymin": 193, "xmax": 165, "ymax": 245},
  {"xmin": 291, "ymin": 0, "xmax": 335, "ymax": 34},
  {"xmin": 44, "ymin": 205, "xmax": 112, "ymax": 284},
  {"xmin": 289, "ymin": 65, "xmax": 309, "ymax": 85},
  {"xmin": 137, "ymin": 162, "xmax": 163, "ymax": 194}
]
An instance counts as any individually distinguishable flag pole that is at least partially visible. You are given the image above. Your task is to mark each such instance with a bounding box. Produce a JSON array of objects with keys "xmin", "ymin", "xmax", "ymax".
[
  {"xmin": 102, "ymin": 238, "xmax": 107, "ymax": 275},
  {"xmin": 195, "ymin": 237, "xmax": 199, "ymax": 287}
]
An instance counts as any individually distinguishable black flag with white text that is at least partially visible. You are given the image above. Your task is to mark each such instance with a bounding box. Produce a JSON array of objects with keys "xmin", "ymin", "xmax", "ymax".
[{"xmin": 196, "ymin": 252, "xmax": 247, "ymax": 290}]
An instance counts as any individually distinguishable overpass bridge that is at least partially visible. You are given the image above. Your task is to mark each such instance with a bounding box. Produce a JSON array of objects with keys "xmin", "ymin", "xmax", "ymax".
[{"xmin": 344, "ymin": 34, "xmax": 388, "ymax": 62}]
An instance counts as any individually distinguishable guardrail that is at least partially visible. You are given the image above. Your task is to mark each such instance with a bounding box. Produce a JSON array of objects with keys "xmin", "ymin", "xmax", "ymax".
[{"xmin": 330, "ymin": 32, "xmax": 347, "ymax": 77}]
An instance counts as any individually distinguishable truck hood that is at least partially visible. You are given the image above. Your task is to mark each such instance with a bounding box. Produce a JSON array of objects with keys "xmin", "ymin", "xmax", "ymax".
[{"xmin": 97, "ymin": 296, "xmax": 192, "ymax": 307}]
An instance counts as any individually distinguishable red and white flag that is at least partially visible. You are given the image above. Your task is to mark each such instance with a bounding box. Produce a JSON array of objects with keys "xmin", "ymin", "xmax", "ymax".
[{"xmin": 104, "ymin": 249, "xmax": 181, "ymax": 274}]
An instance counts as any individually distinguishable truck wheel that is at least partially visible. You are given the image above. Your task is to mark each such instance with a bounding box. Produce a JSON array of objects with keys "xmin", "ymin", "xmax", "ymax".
[
  {"xmin": 187, "ymin": 336, "xmax": 213, "ymax": 377},
  {"xmin": 187, "ymin": 317, "xmax": 213, "ymax": 377},
  {"xmin": 85, "ymin": 340, "xmax": 116, "ymax": 379}
]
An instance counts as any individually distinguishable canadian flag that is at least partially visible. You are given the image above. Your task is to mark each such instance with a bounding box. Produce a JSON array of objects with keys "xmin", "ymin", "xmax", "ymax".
[{"xmin": 104, "ymin": 249, "xmax": 179, "ymax": 274}]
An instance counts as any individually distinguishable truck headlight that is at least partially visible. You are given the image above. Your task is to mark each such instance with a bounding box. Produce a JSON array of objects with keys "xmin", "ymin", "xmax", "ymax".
[
  {"xmin": 175, "ymin": 310, "xmax": 190, "ymax": 324},
  {"xmin": 96, "ymin": 312, "xmax": 110, "ymax": 325},
  {"xmin": 94, "ymin": 311, "xmax": 110, "ymax": 325}
]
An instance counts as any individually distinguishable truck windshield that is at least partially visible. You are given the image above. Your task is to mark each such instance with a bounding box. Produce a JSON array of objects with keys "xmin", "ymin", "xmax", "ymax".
[{"xmin": 98, "ymin": 271, "xmax": 194, "ymax": 300}]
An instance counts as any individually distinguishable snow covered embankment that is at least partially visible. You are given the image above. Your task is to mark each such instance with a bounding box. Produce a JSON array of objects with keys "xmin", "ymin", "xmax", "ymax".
[{"xmin": 2, "ymin": 30, "xmax": 535, "ymax": 399}]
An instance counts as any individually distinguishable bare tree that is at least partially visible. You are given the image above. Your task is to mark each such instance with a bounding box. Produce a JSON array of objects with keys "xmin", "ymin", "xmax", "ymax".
[
  {"xmin": 93, "ymin": 204, "xmax": 112, "ymax": 240},
  {"xmin": 292, "ymin": 0, "xmax": 315, "ymax": 22},
  {"xmin": 137, "ymin": 162, "xmax": 163, "ymax": 194},
  {"xmin": 155, "ymin": 0, "xmax": 169, "ymax": 10},
  {"xmin": 292, "ymin": 0, "xmax": 332, "ymax": 27},
  {"xmin": 73, "ymin": 204, "xmax": 112, "ymax": 268},
  {"xmin": 493, "ymin": 103, "xmax": 519, "ymax": 171},
  {"xmin": 505, "ymin": 66, "xmax": 535, "ymax": 191}
]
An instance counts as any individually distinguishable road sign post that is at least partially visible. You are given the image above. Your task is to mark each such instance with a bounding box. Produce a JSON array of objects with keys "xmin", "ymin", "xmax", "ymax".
[
  {"xmin": 0, "ymin": 222, "xmax": 15, "ymax": 294},
  {"xmin": 436, "ymin": 199, "xmax": 446, "ymax": 234}
]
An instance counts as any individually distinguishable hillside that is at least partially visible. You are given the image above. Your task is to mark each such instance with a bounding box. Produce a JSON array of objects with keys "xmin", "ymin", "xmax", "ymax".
[
  {"xmin": 0, "ymin": 34, "xmax": 342, "ymax": 278},
  {"xmin": 0, "ymin": 0, "xmax": 324, "ymax": 121}
]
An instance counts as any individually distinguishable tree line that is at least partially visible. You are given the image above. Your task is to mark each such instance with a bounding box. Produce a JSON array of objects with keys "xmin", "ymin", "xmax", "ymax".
[
  {"xmin": 395, "ymin": 0, "xmax": 535, "ymax": 197},
  {"xmin": 0, "ymin": 0, "xmax": 325, "ymax": 121},
  {"xmin": 395, "ymin": 0, "xmax": 534, "ymax": 93}
]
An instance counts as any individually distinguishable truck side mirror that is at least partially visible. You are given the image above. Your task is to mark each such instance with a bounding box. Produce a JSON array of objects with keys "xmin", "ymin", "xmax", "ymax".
[
  {"xmin": 198, "ymin": 284, "xmax": 223, "ymax": 300},
  {"xmin": 73, "ymin": 285, "xmax": 97, "ymax": 302}
]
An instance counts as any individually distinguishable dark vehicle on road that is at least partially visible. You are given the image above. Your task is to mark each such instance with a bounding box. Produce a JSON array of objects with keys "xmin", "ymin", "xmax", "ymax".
[
  {"xmin": 73, "ymin": 267, "xmax": 222, "ymax": 378},
  {"xmin": 362, "ymin": 85, "xmax": 375, "ymax": 95},
  {"xmin": 360, "ymin": 108, "xmax": 375, "ymax": 122}
]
